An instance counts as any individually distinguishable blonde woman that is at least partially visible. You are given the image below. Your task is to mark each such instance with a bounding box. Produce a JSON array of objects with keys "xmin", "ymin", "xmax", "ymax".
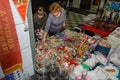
[{"xmin": 42, "ymin": 2, "xmax": 66, "ymax": 43}]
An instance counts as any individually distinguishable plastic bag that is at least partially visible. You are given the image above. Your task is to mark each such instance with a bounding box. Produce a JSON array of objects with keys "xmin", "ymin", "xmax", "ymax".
[{"xmin": 109, "ymin": 45, "xmax": 120, "ymax": 67}]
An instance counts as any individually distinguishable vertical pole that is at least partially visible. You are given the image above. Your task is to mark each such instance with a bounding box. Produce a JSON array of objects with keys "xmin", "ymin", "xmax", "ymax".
[{"xmin": 27, "ymin": 0, "xmax": 36, "ymax": 72}]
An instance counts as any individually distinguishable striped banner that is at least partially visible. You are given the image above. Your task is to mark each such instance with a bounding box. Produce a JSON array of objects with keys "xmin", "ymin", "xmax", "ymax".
[{"xmin": 0, "ymin": 0, "xmax": 22, "ymax": 77}]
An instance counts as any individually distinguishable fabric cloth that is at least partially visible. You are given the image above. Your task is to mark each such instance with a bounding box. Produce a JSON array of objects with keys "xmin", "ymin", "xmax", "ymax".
[
  {"xmin": 44, "ymin": 8, "xmax": 66, "ymax": 33},
  {"xmin": 0, "ymin": 0, "xmax": 22, "ymax": 75},
  {"xmin": 17, "ymin": 3, "xmax": 27, "ymax": 21}
]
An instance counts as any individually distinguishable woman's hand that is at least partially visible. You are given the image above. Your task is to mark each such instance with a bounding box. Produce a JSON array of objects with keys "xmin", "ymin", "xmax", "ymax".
[
  {"xmin": 41, "ymin": 32, "xmax": 47, "ymax": 44},
  {"xmin": 63, "ymin": 21, "xmax": 66, "ymax": 27},
  {"xmin": 42, "ymin": 37, "xmax": 46, "ymax": 44}
]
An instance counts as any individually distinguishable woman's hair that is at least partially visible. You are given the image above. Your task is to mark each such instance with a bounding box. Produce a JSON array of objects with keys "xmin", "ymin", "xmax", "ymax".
[
  {"xmin": 49, "ymin": 2, "xmax": 62, "ymax": 13},
  {"xmin": 37, "ymin": 6, "xmax": 44, "ymax": 15}
]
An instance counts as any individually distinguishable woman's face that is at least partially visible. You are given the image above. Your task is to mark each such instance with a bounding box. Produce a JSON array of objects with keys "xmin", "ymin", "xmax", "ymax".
[
  {"xmin": 38, "ymin": 10, "xmax": 43, "ymax": 15},
  {"xmin": 52, "ymin": 11, "xmax": 60, "ymax": 17}
]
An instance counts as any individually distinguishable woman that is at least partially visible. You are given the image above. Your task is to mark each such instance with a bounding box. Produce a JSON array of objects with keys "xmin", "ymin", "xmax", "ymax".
[
  {"xmin": 33, "ymin": 6, "xmax": 48, "ymax": 42},
  {"xmin": 42, "ymin": 2, "xmax": 66, "ymax": 43}
]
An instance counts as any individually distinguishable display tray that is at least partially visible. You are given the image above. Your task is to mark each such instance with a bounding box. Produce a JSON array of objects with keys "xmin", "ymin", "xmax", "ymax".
[
  {"xmin": 80, "ymin": 19, "xmax": 118, "ymax": 37},
  {"xmin": 81, "ymin": 24, "xmax": 112, "ymax": 37}
]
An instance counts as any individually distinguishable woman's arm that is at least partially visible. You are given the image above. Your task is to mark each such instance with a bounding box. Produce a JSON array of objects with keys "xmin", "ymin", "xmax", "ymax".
[
  {"xmin": 42, "ymin": 13, "xmax": 52, "ymax": 43},
  {"xmin": 42, "ymin": 32, "xmax": 47, "ymax": 44}
]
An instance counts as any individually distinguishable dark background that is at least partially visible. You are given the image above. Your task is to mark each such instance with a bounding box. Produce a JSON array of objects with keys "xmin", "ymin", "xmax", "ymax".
[{"xmin": 31, "ymin": 0, "xmax": 60, "ymax": 14}]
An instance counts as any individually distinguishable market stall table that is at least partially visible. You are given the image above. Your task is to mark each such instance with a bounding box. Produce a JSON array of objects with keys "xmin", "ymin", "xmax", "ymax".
[
  {"xmin": 81, "ymin": 24, "xmax": 113, "ymax": 37},
  {"xmin": 80, "ymin": 19, "xmax": 118, "ymax": 37},
  {"xmin": 34, "ymin": 29, "xmax": 119, "ymax": 80},
  {"xmin": 34, "ymin": 30, "xmax": 97, "ymax": 79}
]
